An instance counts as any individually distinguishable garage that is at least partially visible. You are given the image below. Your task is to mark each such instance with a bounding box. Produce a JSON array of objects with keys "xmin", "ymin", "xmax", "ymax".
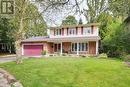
[{"xmin": 23, "ymin": 45, "xmax": 43, "ymax": 56}]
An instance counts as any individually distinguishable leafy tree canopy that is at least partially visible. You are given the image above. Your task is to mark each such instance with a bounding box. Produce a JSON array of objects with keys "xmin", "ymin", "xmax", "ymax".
[{"xmin": 62, "ymin": 15, "xmax": 77, "ymax": 25}]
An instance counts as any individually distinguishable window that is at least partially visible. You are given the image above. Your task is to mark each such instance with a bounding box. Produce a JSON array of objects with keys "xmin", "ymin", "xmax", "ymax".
[
  {"xmin": 68, "ymin": 29, "xmax": 76, "ymax": 35},
  {"xmin": 55, "ymin": 29, "xmax": 61, "ymax": 36},
  {"xmin": 83, "ymin": 27, "xmax": 91, "ymax": 35},
  {"xmin": 71, "ymin": 43, "xmax": 88, "ymax": 52}
]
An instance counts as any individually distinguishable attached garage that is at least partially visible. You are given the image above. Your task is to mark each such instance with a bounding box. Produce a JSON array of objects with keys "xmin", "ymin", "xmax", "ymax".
[{"xmin": 23, "ymin": 45, "xmax": 43, "ymax": 56}]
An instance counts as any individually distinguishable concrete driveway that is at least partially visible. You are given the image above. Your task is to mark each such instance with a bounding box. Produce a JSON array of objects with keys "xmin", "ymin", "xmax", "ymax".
[{"xmin": 0, "ymin": 55, "xmax": 16, "ymax": 63}]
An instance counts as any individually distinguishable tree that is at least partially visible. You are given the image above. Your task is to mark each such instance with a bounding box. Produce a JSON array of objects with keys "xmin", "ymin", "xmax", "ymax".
[
  {"xmin": 0, "ymin": 18, "xmax": 14, "ymax": 53},
  {"xmin": 102, "ymin": 18, "xmax": 123, "ymax": 57},
  {"xmin": 0, "ymin": 18, "xmax": 12, "ymax": 43},
  {"xmin": 24, "ymin": 4, "xmax": 47, "ymax": 38},
  {"xmin": 108, "ymin": 0, "xmax": 130, "ymax": 21},
  {"xmin": 97, "ymin": 12, "xmax": 114, "ymax": 40},
  {"xmin": 62, "ymin": 15, "xmax": 77, "ymax": 25},
  {"xmin": 9, "ymin": 0, "xmax": 47, "ymax": 63},
  {"xmin": 83, "ymin": 0, "xmax": 108, "ymax": 23},
  {"xmin": 78, "ymin": 18, "xmax": 83, "ymax": 24}
]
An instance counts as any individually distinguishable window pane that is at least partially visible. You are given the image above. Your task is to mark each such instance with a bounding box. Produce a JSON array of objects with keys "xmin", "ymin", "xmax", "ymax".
[
  {"xmin": 60, "ymin": 29, "xmax": 61, "ymax": 35},
  {"xmin": 68, "ymin": 29, "xmax": 76, "ymax": 35},
  {"xmin": 88, "ymin": 29, "xmax": 90, "ymax": 33},
  {"xmin": 79, "ymin": 43, "xmax": 81, "ymax": 51},
  {"xmin": 75, "ymin": 43, "xmax": 77, "ymax": 51},
  {"xmin": 72, "ymin": 43, "xmax": 74, "ymax": 51},
  {"xmin": 80, "ymin": 43, "xmax": 81, "ymax": 51},
  {"xmin": 82, "ymin": 43, "xmax": 84, "ymax": 51},
  {"xmin": 84, "ymin": 43, "xmax": 86, "ymax": 51}
]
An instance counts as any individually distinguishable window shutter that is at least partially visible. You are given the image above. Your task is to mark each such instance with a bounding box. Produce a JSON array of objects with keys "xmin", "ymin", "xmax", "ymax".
[
  {"xmin": 62, "ymin": 28, "xmax": 64, "ymax": 36},
  {"xmin": 81, "ymin": 26, "xmax": 83, "ymax": 35},
  {"xmin": 76, "ymin": 27, "xmax": 78, "ymax": 35},
  {"xmin": 67, "ymin": 27, "xmax": 69, "ymax": 35},
  {"xmin": 91, "ymin": 25, "xmax": 94, "ymax": 34},
  {"xmin": 54, "ymin": 29, "xmax": 55, "ymax": 36}
]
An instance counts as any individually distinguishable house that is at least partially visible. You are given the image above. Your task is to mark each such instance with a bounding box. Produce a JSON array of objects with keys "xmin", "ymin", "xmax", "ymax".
[{"xmin": 21, "ymin": 23, "xmax": 100, "ymax": 56}]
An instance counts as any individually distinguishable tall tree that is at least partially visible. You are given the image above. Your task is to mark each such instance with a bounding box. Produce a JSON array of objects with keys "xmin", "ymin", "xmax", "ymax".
[
  {"xmin": 97, "ymin": 12, "xmax": 114, "ymax": 40},
  {"xmin": 0, "ymin": 18, "xmax": 13, "ymax": 43},
  {"xmin": 62, "ymin": 15, "xmax": 77, "ymax": 25},
  {"xmin": 24, "ymin": 4, "xmax": 47, "ymax": 38},
  {"xmin": 108, "ymin": 0, "xmax": 130, "ymax": 21},
  {"xmin": 9, "ymin": 0, "xmax": 47, "ymax": 63},
  {"xmin": 83, "ymin": 0, "xmax": 108, "ymax": 23}
]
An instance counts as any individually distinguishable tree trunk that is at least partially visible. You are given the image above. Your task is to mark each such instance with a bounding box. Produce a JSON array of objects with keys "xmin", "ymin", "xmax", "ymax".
[
  {"xmin": 15, "ymin": 40, "xmax": 22, "ymax": 64},
  {"xmin": 15, "ymin": 18, "xmax": 24, "ymax": 64}
]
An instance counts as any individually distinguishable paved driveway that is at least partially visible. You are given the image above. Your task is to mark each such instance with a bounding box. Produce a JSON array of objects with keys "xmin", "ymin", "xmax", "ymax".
[{"xmin": 0, "ymin": 56, "xmax": 16, "ymax": 63}]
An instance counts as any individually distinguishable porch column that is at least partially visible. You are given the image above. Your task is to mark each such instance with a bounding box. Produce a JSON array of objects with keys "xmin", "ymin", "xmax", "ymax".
[
  {"xmin": 96, "ymin": 41, "xmax": 99, "ymax": 55},
  {"xmin": 77, "ymin": 42, "xmax": 79, "ymax": 56},
  {"xmin": 61, "ymin": 42, "xmax": 63, "ymax": 55}
]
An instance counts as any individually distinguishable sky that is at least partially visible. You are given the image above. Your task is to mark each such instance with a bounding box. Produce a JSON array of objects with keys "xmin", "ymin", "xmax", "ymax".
[{"xmin": 38, "ymin": 0, "xmax": 88, "ymax": 27}]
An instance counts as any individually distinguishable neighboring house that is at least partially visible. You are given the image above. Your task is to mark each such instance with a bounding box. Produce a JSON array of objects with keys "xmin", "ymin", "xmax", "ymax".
[{"xmin": 21, "ymin": 23, "xmax": 100, "ymax": 56}]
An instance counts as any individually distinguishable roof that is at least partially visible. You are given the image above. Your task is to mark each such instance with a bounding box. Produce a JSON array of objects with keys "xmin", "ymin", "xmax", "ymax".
[
  {"xmin": 50, "ymin": 23, "xmax": 100, "ymax": 29},
  {"xmin": 22, "ymin": 36, "xmax": 100, "ymax": 43},
  {"xmin": 22, "ymin": 36, "xmax": 50, "ymax": 42},
  {"xmin": 47, "ymin": 36, "xmax": 100, "ymax": 42}
]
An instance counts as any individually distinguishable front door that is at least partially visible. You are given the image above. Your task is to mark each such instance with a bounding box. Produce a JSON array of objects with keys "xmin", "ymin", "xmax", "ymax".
[
  {"xmin": 89, "ymin": 41, "xmax": 96, "ymax": 55},
  {"xmin": 54, "ymin": 43, "xmax": 61, "ymax": 52}
]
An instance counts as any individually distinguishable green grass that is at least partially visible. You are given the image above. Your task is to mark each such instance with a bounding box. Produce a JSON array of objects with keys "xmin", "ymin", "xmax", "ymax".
[{"xmin": 0, "ymin": 57, "xmax": 130, "ymax": 87}]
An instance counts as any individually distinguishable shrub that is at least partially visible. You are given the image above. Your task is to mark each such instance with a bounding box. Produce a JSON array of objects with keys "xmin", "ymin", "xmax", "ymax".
[
  {"xmin": 98, "ymin": 53, "xmax": 108, "ymax": 59},
  {"xmin": 41, "ymin": 50, "xmax": 47, "ymax": 55}
]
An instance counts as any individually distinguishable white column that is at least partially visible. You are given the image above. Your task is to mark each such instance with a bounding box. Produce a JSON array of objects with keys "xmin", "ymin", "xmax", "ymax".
[
  {"xmin": 61, "ymin": 42, "xmax": 63, "ymax": 55},
  {"xmin": 77, "ymin": 42, "xmax": 79, "ymax": 56},
  {"xmin": 96, "ymin": 41, "xmax": 99, "ymax": 55}
]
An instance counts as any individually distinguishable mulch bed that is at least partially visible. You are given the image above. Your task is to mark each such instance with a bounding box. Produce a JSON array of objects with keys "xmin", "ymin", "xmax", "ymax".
[{"xmin": 125, "ymin": 62, "xmax": 130, "ymax": 68}]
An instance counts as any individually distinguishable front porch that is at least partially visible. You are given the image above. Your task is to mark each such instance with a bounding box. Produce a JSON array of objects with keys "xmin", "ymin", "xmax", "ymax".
[{"xmin": 47, "ymin": 41, "xmax": 99, "ymax": 56}]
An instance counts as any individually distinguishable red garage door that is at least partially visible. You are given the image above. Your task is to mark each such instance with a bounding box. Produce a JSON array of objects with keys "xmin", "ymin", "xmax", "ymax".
[{"xmin": 24, "ymin": 45, "xmax": 43, "ymax": 56}]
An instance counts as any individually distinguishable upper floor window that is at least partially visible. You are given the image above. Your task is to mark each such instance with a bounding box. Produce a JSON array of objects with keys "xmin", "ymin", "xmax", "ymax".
[
  {"xmin": 55, "ymin": 29, "xmax": 61, "ymax": 36},
  {"xmin": 68, "ymin": 28, "xmax": 77, "ymax": 35},
  {"xmin": 83, "ymin": 27, "xmax": 91, "ymax": 35}
]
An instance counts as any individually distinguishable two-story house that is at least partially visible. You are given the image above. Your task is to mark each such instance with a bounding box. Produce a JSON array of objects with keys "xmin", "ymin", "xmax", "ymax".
[{"xmin": 21, "ymin": 23, "xmax": 100, "ymax": 56}]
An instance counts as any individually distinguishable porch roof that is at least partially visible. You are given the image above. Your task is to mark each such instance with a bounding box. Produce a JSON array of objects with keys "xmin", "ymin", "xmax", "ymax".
[
  {"xmin": 48, "ymin": 36, "xmax": 100, "ymax": 42},
  {"xmin": 22, "ymin": 36, "xmax": 100, "ymax": 43}
]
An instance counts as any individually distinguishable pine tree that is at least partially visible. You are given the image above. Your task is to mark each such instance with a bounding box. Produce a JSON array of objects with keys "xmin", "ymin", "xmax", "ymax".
[{"xmin": 79, "ymin": 18, "xmax": 83, "ymax": 24}]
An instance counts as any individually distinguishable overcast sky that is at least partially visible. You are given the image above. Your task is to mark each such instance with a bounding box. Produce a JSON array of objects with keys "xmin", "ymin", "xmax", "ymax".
[{"xmin": 38, "ymin": 0, "xmax": 87, "ymax": 27}]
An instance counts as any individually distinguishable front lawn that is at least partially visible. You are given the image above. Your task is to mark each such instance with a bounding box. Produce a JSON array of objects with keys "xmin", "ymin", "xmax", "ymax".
[{"xmin": 0, "ymin": 57, "xmax": 130, "ymax": 87}]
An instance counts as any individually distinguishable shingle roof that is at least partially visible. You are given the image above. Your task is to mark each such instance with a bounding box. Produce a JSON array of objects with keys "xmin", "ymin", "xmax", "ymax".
[
  {"xmin": 22, "ymin": 36, "xmax": 100, "ymax": 42},
  {"xmin": 22, "ymin": 36, "xmax": 49, "ymax": 42},
  {"xmin": 50, "ymin": 23, "xmax": 100, "ymax": 29}
]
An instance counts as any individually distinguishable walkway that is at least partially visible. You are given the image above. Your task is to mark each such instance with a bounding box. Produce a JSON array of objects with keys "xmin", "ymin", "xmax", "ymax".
[
  {"xmin": 0, "ymin": 68, "xmax": 23, "ymax": 87},
  {"xmin": 0, "ymin": 55, "xmax": 16, "ymax": 63},
  {"xmin": 0, "ymin": 73, "xmax": 11, "ymax": 87}
]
